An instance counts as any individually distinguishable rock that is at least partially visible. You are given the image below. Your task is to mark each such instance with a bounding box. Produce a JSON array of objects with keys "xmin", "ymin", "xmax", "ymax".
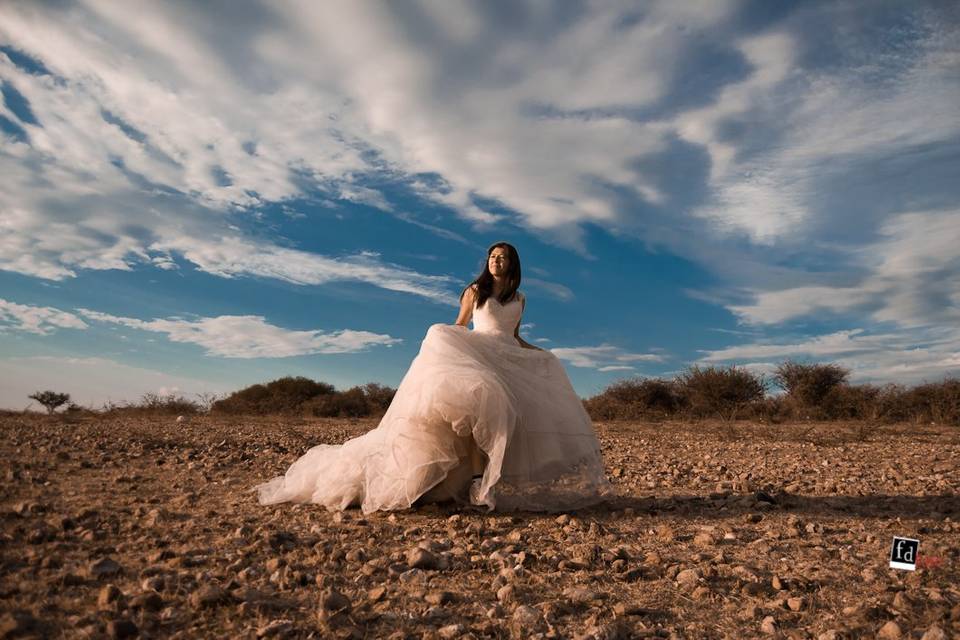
[
  {"xmin": 760, "ymin": 615, "xmax": 778, "ymax": 634},
  {"xmin": 130, "ymin": 592, "xmax": 163, "ymax": 612},
  {"xmin": 98, "ymin": 584, "xmax": 124, "ymax": 609},
  {"xmin": 691, "ymin": 586, "xmax": 711, "ymax": 600},
  {"xmin": 88, "ymin": 557, "xmax": 123, "ymax": 579},
  {"xmin": 496, "ymin": 584, "xmax": 515, "ymax": 603},
  {"xmin": 106, "ymin": 618, "xmax": 138, "ymax": 639},
  {"xmin": 425, "ymin": 591, "xmax": 454, "ymax": 605},
  {"xmin": 367, "ymin": 586, "xmax": 386, "ymax": 602},
  {"xmin": 920, "ymin": 626, "xmax": 947, "ymax": 640},
  {"xmin": 319, "ymin": 588, "xmax": 350, "ymax": 612},
  {"xmin": 256, "ymin": 619, "xmax": 294, "ymax": 638},
  {"xmin": 564, "ymin": 586, "xmax": 603, "ymax": 604},
  {"xmin": 892, "ymin": 591, "xmax": 911, "ymax": 610},
  {"xmin": 655, "ymin": 525, "xmax": 676, "ymax": 542},
  {"xmin": 0, "ymin": 611, "xmax": 37, "ymax": 637},
  {"xmin": 739, "ymin": 603, "xmax": 761, "ymax": 620},
  {"xmin": 675, "ymin": 568, "xmax": 701, "ymax": 590},
  {"xmin": 406, "ymin": 547, "xmax": 440, "ymax": 570},
  {"xmin": 693, "ymin": 532, "xmax": 715, "ymax": 547},
  {"xmin": 265, "ymin": 557, "xmax": 285, "ymax": 573},
  {"xmin": 438, "ymin": 623, "xmax": 465, "ymax": 639},
  {"xmin": 189, "ymin": 584, "xmax": 229, "ymax": 609},
  {"xmin": 786, "ymin": 597, "xmax": 804, "ymax": 611},
  {"xmin": 771, "ymin": 576, "xmax": 785, "ymax": 591},
  {"xmin": 878, "ymin": 621, "xmax": 902, "ymax": 640},
  {"xmin": 511, "ymin": 605, "xmax": 545, "ymax": 634}
]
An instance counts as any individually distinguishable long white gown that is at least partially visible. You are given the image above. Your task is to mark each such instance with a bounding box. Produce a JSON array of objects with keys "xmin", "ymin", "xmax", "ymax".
[{"xmin": 253, "ymin": 290, "xmax": 615, "ymax": 514}]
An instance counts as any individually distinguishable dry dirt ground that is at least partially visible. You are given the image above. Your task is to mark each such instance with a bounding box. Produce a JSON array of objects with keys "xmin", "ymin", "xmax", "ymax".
[{"xmin": 1, "ymin": 414, "xmax": 958, "ymax": 640}]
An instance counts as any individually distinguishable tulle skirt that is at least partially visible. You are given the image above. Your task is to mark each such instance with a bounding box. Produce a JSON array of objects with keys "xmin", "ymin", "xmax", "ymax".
[{"xmin": 253, "ymin": 323, "xmax": 615, "ymax": 514}]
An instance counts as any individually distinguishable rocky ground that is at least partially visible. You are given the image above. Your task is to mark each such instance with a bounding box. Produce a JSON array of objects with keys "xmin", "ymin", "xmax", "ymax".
[{"xmin": 1, "ymin": 413, "xmax": 958, "ymax": 639}]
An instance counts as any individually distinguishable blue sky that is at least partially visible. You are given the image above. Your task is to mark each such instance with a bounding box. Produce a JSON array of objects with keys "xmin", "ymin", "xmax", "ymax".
[{"xmin": 1, "ymin": 1, "xmax": 958, "ymax": 410}]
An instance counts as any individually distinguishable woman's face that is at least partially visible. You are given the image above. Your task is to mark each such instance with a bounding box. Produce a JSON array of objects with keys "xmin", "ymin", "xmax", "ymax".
[{"xmin": 488, "ymin": 247, "xmax": 510, "ymax": 276}]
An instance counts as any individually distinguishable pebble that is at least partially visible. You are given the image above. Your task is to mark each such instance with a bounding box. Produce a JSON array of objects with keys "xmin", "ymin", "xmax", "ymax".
[
  {"xmin": 878, "ymin": 621, "xmax": 902, "ymax": 640},
  {"xmin": 564, "ymin": 586, "xmax": 602, "ymax": 604},
  {"xmin": 189, "ymin": 584, "xmax": 228, "ymax": 609},
  {"xmin": 88, "ymin": 557, "xmax": 123, "ymax": 579},
  {"xmin": 319, "ymin": 588, "xmax": 350, "ymax": 612},
  {"xmin": 425, "ymin": 591, "xmax": 454, "ymax": 605},
  {"xmin": 97, "ymin": 584, "xmax": 123, "ymax": 609},
  {"xmin": 107, "ymin": 619, "xmax": 138, "ymax": 639},
  {"xmin": 675, "ymin": 568, "xmax": 701, "ymax": 590},
  {"xmin": 786, "ymin": 596, "xmax": 804, "ymax": 611},
  {"xmin": 760, "ymin": 615, "xmax": 777, "ymax": 635},
  {"xmin": 496, "ymin": 584, "xmax": 515, "ymax": 603},
  {"xmin": 406, "ymin": 547, "xmax": 440, "ymax": 570},
  {"xmin": 438, "ymin": 623, "xmax": 465, "ymax": 639},
  {"xmin": 920, "ymin": 626, "xmax": 947, "ymax": 640}
]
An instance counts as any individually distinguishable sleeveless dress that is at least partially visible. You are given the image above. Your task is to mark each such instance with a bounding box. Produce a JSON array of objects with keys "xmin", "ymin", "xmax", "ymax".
[{"xmin": 253, "ymin": 289, "xmax": 615, "ymax": 514}]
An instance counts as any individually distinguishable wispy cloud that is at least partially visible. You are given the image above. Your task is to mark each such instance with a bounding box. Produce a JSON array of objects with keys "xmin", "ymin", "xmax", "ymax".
[
  {"xmin": 77, "ymin": 308, "xmax": 402, "ymax": 358},
  {"xmin": 0, "ymin": 298, "xmax": 88, "ymax": 335},
  {"xmin": 551, "ymin": 344, "xmax": 665, "ymax": 370}
]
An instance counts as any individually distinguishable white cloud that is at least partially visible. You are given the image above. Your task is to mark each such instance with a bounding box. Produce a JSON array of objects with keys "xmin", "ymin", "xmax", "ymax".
[
  {"xmin": 730, "ymin": 209, "xmax": 960, "ymax": 327},
  {"xmin": 0, "ymin": 298, "xmax": 88, "ymax": 335},
  {"xmin": 77, "ymin": 308, "xmax": 403, "ymax": 358},
  {"xmin": 551, "ymin": 343, "xmax": 665, "ymax": 370}
]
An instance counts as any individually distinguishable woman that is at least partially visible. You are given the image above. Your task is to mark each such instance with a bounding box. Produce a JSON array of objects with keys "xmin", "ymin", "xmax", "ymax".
[{"xmin": 254, "ymin": 242, "xmax": 614, "ymax": 514}]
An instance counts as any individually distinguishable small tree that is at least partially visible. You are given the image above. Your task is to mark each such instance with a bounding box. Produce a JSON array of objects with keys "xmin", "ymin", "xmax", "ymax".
[
  {"xmin": 773, "ymin": 360, "xmax": 850, "ymax": 416},
  {"xmin": 29, "ymin": 390, "xmax": 71, "ymax": 414}
]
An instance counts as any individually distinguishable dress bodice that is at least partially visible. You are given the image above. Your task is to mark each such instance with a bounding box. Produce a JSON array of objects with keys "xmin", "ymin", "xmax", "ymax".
[{"xmin": 471, "ymin": 290, "xmax": 524, "ymax": 342}]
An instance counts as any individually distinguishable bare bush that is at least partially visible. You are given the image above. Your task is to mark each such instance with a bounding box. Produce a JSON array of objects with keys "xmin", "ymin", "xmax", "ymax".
[
  {"xmin": 305, "ymin": 386, "xmax": 370, "ymax": 418},
  {"xmin": 773, "ymin": 360, "xmax": 849, "ymax": 417},
  {"xmin": 212, "ymin": 376, "xmax": 336, "ymax": 415},
  {"xmin": 582, "ymin": 377, "xmax": 681, "ymax": 421},
  {"xmin": 675, "ymin": 365, "xmax": 766, "ymax": 421}
]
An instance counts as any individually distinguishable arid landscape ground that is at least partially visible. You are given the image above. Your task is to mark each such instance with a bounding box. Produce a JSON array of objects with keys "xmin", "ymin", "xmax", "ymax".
[{"xmin": 1, "ymin": 413, "xmax": 958, "ymax": 639}]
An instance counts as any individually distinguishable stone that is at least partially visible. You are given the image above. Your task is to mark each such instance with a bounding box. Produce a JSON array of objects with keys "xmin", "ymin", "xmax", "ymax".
[
  {"xmin": 98, "ymin": 584, "xmax": 123, "ymax": 609},
  {"xmin": 564, "ymin": 586, "xmax": 602, "ymax": 604},
  {"xmin": 88, "ymin": 557, "xmax": 123, "ymax": 579},
  {"xmin": 130, "ymin": 592, "xmax": 164, "ymax": 612},
  {"xmin": 675, "ymin": 568, "xmax": 701, "ymax": 590},
  {"xmin": 406, "ymin": 547, "xmax": 440, "ymax": 570},
  {"xmin": 786, "ymin": 597, "xmax": 804, "ymax": 611},
  {"xmin": 438, "ymin": 624, "xmax": 465, "ymax": 639},
  {"xmin": 511, "ymin": 605, "xmax": 545, "ymax": 633},
  {"xmin": 425, "ymin": 591, "xmax": 454, "ymax": 605},
  {"xmin": 106, "ymin": 619, "xmax": 138, "ymax": 639},
  {"xmin": 496, "ymin": 584, "xmax": 515, "ymax": 603},
  {"xmin": 256, "ymin": 619, "xmax": 294, "ymax": 638},
  {"xmin": 878, "ymin": 621, "xmax": 902, "ymax": 640},
  {"xmin": 760, "ymin": 615, "xmax": 777, "ymax": 634},
  {"xmin": 189, "ymin": 584, "xmax": 229, "ymax": 609},
  {"xmin": 920, "ymin": 626, "xmax": 947, "ymax": 640},
  {"xmin": 320, "ymin": 588, "xmax": 350, "ymax": 612}
]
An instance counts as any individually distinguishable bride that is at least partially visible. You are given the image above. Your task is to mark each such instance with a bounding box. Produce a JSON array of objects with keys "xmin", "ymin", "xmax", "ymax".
[{"xmin": 254, "ymin": 242, "xmax": 615, "ymax": 514}]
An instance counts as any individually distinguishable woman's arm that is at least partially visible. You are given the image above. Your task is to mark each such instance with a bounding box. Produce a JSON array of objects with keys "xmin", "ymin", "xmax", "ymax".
[
  {"xmin": 513, "ymin": 296, "xmax": 544, "ymax": 350},
  {"xmin": 454, "ymin": 285, "xmax": 476, "ymax": 327}
]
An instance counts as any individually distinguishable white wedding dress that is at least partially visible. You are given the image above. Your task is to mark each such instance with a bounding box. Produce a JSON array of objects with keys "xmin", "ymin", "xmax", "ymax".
[{"xmin": 253, "ymin": 290, "xmax": 615, "ymax": 514}]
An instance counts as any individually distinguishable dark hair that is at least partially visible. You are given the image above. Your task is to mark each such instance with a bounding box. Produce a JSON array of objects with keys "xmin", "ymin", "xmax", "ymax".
[{"xmin": 460, "ymin": 241, "xmax": 521, "ymax": 309}]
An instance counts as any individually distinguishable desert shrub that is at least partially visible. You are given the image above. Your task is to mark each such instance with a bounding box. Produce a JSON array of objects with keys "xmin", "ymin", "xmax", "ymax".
[
  {"xmin": 748, "ymin": 395, "xmax": 791, "ymax": 423},
  {"xmin": 136, "ymin": 392, "xmax": 202, "ymax": 415},
  {"xmin": 903, "ymin": 378, "xmax": 960, "ymax": 425},
  {"xmin": 28, "ymin": 390, "xmax": 71, "ymax": 414},
  {"xmin": 362, "ymin": 382, "xmax": 396, "ymax": 414},
  {"xmin": 773, "ymin": 360, "xmax": 850, "ymax": 416},
  {"xmin": 820, "ymin": 384, "xmax": 881, "ymax": 420},
  {"xmin": 675, "ymin": 365, "xmax": 766, "ymax": 420},
  {"xmin": 305, "ymin": 386, "xmax": 371, "ymax": 418},
  {"xmin": 583, "ymin": 377, "xmax": 681, "ymax": 421},
  {"xmin": 212, "ymin": 376, "xmax": 336, "ymax": 415}
]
